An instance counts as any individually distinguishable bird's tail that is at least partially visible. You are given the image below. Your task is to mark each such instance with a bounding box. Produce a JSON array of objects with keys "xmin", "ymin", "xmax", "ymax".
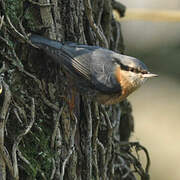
[
  {"xmin": 30, "ymin": 34, "xmax": 71, "ymax": 66},
  {"xmin": 30, "ymin": 34, "xmax": 63, "ymax": 50}
]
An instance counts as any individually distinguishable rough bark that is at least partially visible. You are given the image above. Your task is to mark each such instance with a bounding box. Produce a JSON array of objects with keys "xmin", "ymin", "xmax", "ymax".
[{"xmin": 0, "ymin": 0, "xmax": 150, "ymax": 179}]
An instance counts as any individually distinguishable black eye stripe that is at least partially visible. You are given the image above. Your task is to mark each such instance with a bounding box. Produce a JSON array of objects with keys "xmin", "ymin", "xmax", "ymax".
[
  {"xmin": 113, "ymin": 58, "xmax": 148, "ymax": 74},
  {"xmin": 119, "ymin": 63, "xmax": 148, "ymax": 74}
]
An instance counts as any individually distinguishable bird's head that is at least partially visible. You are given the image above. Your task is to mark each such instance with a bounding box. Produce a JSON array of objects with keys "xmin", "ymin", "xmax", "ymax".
[{"xmin": 113, "ymin": 54, "xmax": 158, "ymax": 90}]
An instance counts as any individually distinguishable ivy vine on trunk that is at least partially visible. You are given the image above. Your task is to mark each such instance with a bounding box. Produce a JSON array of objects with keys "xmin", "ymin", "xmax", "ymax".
[{"xmin": 0, "ymin": 0, "xmax": 150, "ymax": 179}]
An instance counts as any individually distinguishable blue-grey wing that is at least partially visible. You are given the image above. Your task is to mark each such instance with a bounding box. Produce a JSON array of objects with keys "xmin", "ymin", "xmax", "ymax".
[
  {"xmin": 90, "ymin": 48, "xmax": 121, "ymax": 93},
  {"xmin": 30, "ymin": 35, "xmax": 121, "ymax": 93},
  {"xmin": 61, "ymin": 44, "xmax": 121, "ymax": 93}
]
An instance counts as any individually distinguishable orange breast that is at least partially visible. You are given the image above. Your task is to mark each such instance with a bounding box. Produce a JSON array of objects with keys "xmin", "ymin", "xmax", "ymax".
[
  {"xmin": 115, "ymin": 65, "xmax": 135, "ymax": 98},
  {"xmin": 95, "ymin": 66, "xmax": 138, "ymax": 105}
]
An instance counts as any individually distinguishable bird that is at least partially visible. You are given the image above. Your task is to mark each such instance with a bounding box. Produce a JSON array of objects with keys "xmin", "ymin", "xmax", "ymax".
[{"xmin": 30, "ymin": 34, "xmax": 157, "ymax": 105}]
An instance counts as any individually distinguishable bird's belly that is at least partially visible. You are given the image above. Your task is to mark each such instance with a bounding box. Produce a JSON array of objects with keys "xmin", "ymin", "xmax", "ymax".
[
  {"xmin": 95, "ymin": 93, "xmax": 127, "ymax": 105},
  {"xmin": 95, "ymin": 84, "xmax": 137, "ymax": 105}
]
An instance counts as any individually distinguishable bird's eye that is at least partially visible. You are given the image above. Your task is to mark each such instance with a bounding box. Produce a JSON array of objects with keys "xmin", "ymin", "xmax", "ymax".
[
  {"xmin": 129, "ymin": 67, "xmax": 137, "ymax": 73},
  {"xmin": 129, "ymin": 67, "xmax": 133, "ymax": 71},
  {"xmin": 133, "ymin": 69, "xmax": 137, "ymax": 73}
]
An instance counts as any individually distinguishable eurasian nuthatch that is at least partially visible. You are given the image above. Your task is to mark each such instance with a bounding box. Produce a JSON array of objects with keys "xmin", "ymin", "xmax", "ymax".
[{"xmin": 30, "ymin": 34, "xmax": 157, "ymax": 105}]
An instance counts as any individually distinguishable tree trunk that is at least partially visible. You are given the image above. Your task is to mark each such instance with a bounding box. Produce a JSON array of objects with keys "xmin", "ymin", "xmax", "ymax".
[{"xmin": 0, "ymin": 0, "xmax": 150, "ymax": 179}]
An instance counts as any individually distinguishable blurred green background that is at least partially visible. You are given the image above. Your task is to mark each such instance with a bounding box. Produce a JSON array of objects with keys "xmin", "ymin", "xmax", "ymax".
[{"xmin": 119, "ymin": 0, "xmax": 180, "ymax": 179}]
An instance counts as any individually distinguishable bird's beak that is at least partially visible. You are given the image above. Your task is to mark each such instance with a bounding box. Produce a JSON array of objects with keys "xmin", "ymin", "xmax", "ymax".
[{"xmin": 142, "ymin": 73, "xmax": 158, "ymax": 78}]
